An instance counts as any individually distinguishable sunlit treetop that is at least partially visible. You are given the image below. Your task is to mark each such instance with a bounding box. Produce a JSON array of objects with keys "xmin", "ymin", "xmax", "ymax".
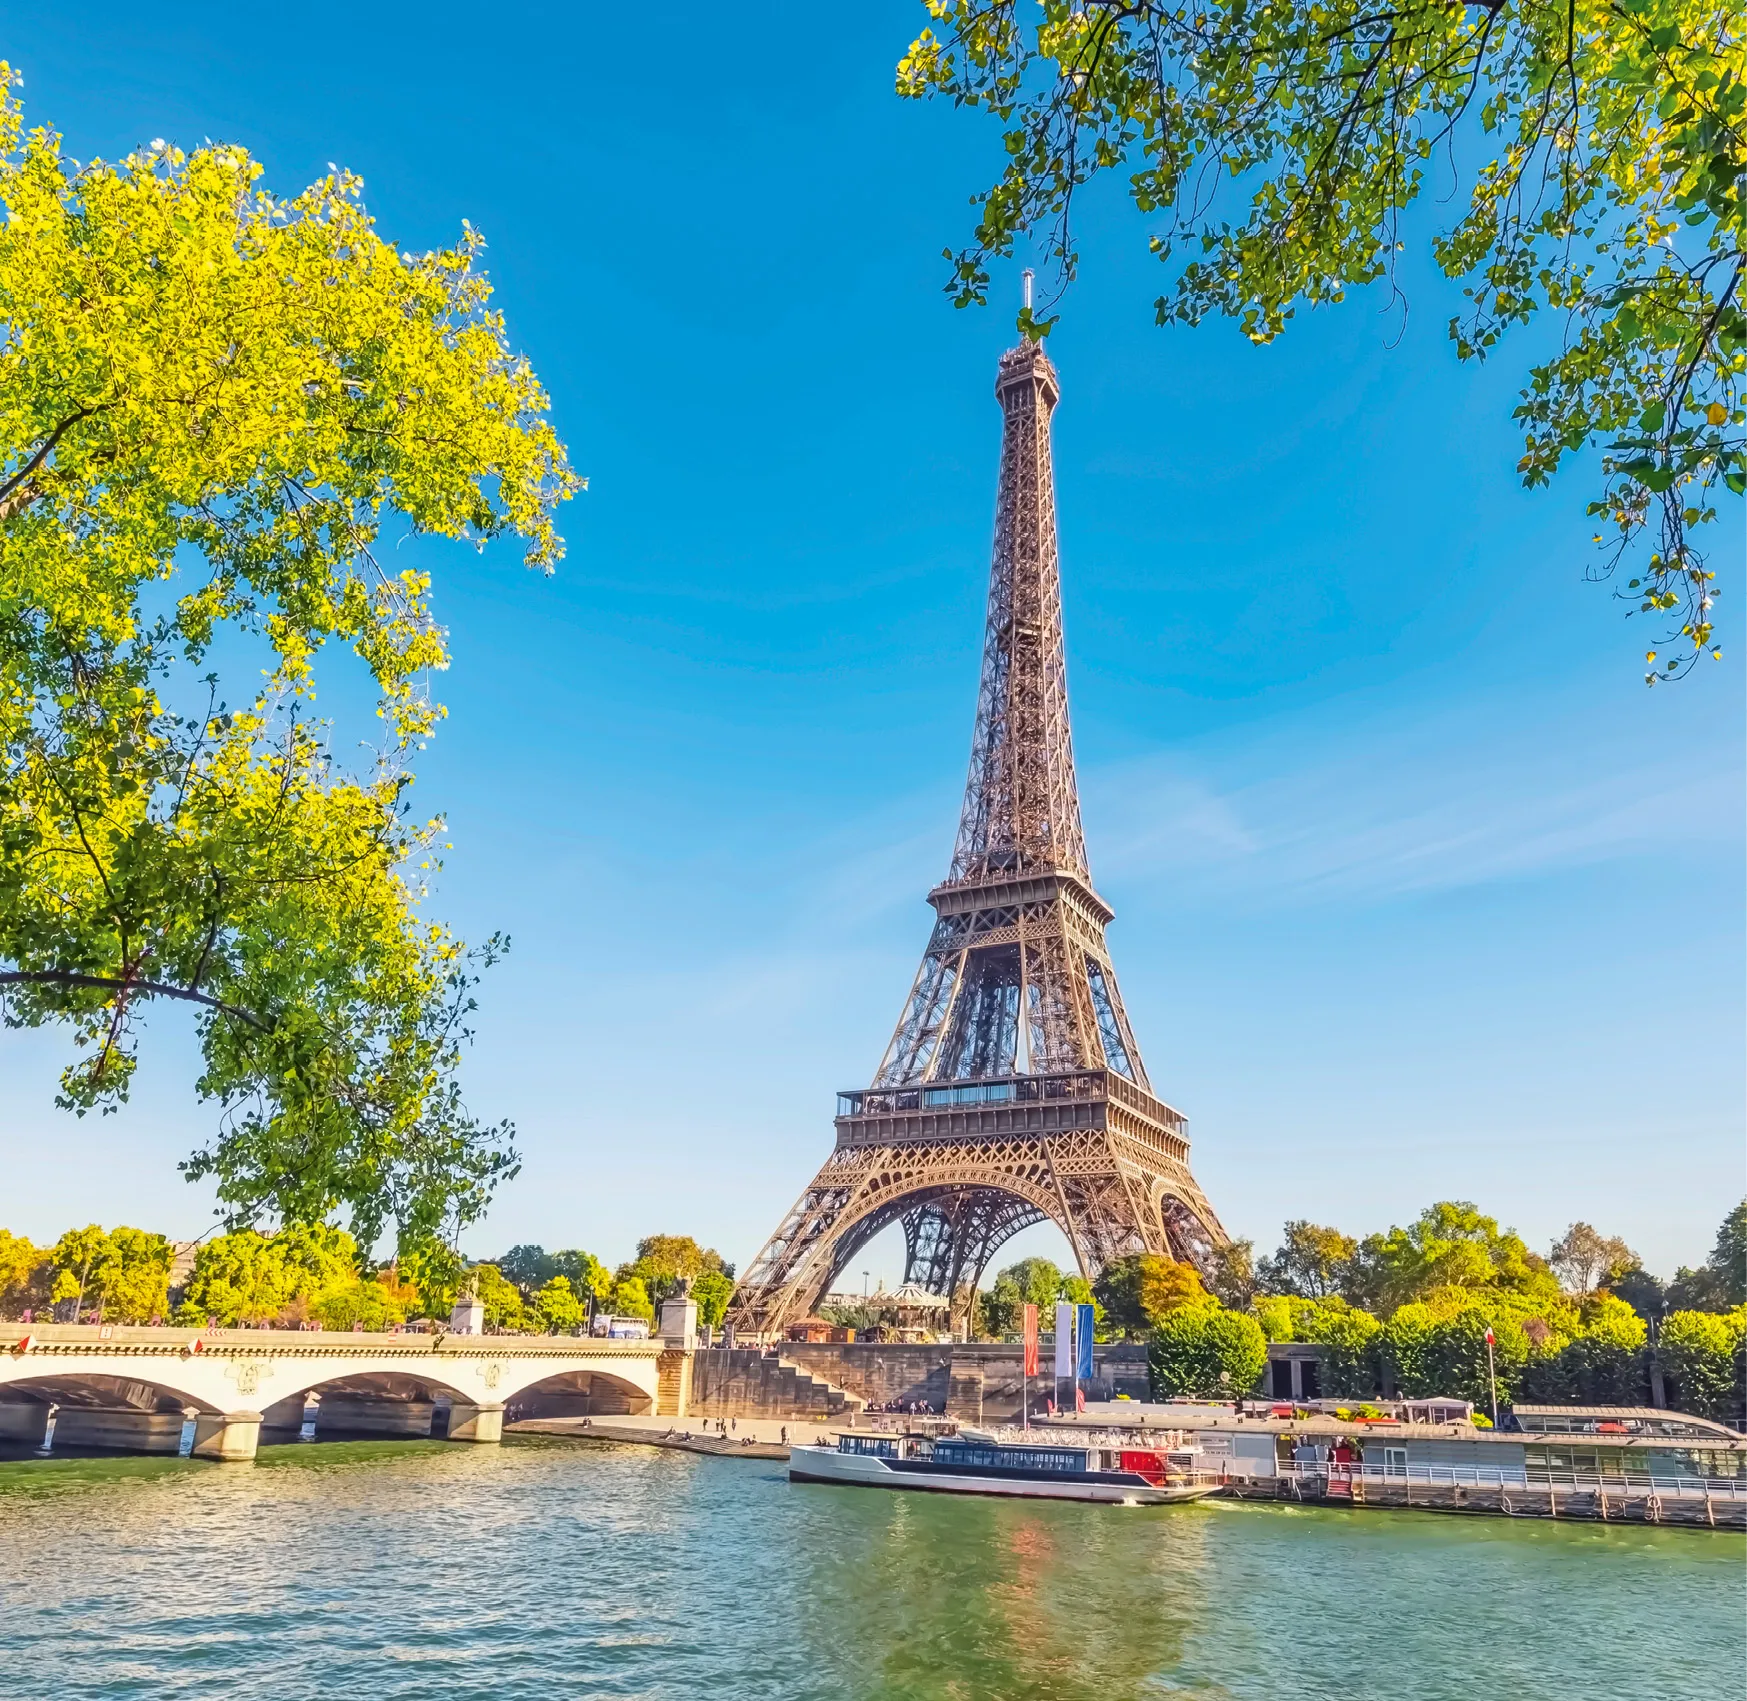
[
  {"xmin": 899, "ymin": 0, "xmax": 1744, "ymax": 678},
  {"xmin": 0, "ymin": 67, "xmax": 579, "ymax": 1255}
]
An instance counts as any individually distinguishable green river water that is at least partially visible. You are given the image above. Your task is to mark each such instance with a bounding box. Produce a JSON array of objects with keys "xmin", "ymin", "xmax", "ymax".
[{"xmin": 0, "ymin": 1437, "xmax": 1739, "ymax": 1699}]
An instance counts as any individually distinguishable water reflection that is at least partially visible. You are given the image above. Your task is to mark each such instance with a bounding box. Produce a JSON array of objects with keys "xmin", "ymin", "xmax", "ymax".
[
  {"xmin": 0, "ymin": 1439, "xmax": 1736, "ymax": 1701},
  {"xmin": 805, "ymin": 1491, "xmax": 1211, "ymax": 1699}
]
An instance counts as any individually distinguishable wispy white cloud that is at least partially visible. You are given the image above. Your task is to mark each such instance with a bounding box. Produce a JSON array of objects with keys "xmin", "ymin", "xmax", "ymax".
[{"xmin": 1085, "ymin": 680, "xmax": 1741, "ymax": 908}]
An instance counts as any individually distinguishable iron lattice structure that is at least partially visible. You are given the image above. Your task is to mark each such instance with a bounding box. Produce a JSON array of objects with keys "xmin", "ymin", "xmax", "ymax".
[{"xmin": 729, "ymin": 341, "xmax": 1225, "ymax": 1337}]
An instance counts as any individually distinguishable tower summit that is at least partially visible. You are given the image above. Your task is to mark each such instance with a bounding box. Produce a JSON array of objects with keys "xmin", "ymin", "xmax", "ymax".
[{"xmin": 728, "ymin": 340, "xmax": 1225, "ymax": 1338}]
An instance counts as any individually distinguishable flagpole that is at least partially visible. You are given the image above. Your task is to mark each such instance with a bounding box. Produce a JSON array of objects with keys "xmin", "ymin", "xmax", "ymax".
[{"xmin": 1485, "ymin": 1326, "xmax": 1499, "ymax": 1426}]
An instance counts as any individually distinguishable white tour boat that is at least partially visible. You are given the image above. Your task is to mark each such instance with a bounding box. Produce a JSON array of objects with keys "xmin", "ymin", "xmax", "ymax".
[{"xmin": 789, "ymin": 1431, "xmax": 1219, "ymax": 1505}]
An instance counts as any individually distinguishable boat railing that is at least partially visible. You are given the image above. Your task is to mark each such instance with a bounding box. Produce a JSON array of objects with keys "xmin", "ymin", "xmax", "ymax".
[{"xmin": 1263, "ymin": 1459, "xmax": 1747, "ymax": 1499}]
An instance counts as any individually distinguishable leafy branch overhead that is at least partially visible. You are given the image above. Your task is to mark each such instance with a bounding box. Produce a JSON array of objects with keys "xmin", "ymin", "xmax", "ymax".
[
  {"xmin": 0, "ymin": 68, "xmax": 580, "ymax": 1254},
  {"xmin": 899, "ymin": 0, "xmax": 1744, "ymax": 677}
]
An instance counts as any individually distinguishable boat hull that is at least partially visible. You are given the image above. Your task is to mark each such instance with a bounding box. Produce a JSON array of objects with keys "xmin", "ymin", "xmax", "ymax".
[{"xmin": 788, "ymin": 1445, "xmax": 1214, "ymax": 1505}]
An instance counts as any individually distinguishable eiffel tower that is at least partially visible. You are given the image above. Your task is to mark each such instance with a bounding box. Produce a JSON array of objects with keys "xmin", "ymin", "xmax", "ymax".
[{"xmin": 728, "ymin": 336, "xmax": 1226, "ymax": 1337}]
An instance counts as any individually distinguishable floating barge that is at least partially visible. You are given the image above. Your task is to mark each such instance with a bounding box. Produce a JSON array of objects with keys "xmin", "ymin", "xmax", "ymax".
[{"xmin": 1032, "ymin": 1403, "xmax": 1747, "ymax": 1531}]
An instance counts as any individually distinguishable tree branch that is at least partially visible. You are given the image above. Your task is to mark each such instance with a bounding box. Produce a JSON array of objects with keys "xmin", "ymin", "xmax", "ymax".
[
  {"xmin": 0, "ymin": 969, "xmax": 270, "ymax": 1030},
  {"xmin": 0, "ymin": 404, "xmax": 111, "ymax": 519}
]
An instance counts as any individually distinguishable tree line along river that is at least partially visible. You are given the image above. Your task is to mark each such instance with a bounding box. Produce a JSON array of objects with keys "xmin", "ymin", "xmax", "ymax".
[{"xmin": 0, "ymin": 1435, "xmax": 1739, "ymax": 1700}]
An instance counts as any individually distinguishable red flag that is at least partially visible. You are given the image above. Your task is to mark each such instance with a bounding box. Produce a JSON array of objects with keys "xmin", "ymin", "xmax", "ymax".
[
  {"xmin": 1022, "ymin": 1304, "xmax": 1039, "ymax": 1377},
  {"xmin": 1484, "ymin": 1327, "xmax": 1496, "ymax": 1346}
]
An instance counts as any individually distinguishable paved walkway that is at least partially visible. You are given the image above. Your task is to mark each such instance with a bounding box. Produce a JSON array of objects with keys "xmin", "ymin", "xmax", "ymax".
[{"xmin": 507, "ymin": 1412, "xmax": 849, "ymax": 1459}]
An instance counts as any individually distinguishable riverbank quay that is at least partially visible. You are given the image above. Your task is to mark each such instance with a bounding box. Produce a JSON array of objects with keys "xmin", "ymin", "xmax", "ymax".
[
  {"xmin": 507, "ymin": 1412, "xmax": 829, "ymax": 1459},
  {"xmin": 1029, "ymin": 1404, "xmax": 1747, "ymax": 1531}
]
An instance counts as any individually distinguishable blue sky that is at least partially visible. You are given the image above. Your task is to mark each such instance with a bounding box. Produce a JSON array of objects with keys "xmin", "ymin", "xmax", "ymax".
[{"xmin": 2, "ymin": 3, "xmax": 1741, "ymax": 1282}]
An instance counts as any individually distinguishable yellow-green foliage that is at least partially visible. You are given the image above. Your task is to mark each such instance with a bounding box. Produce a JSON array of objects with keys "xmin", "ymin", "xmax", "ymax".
[
  {"xmin": 178, "ymin": 1222, "xmax": 361, "ymax": 1325},
  {"xmin": 900, "ymin": 0, "xmax": 1743, "ymax": 675},
  {"xmin": 469, "ymin": 1264, "xmax": 528, "ymax": 1331},
  {"xmin": 0, "ymin": 1228, "xmax": 51, "ymax": 1317},
  {"xmin": 691, "ymin": 1268, "xmax": 735, "ymax": 1330},
  {"xmin": 311, "ymin": 1272, "xmax": 416, "ymax": 1333},
  {"xmin": 610, "ymin": 1276, "xmax": 654, "ymax": 1322},
  {"xmin": 48, "ymin": 1223, "xmax": 172, "ymax": 1322},
  {"xmin": 534, "ymin": 1275, "xmax": 584, "ymax": 1334},
  {"xmin": 1659, "ymin": 1305, "xmax": 1747, "ymax": 1421},
  {"xmin": 0, "ymin": 69, "xmax": 575, "ymax": 1254}
]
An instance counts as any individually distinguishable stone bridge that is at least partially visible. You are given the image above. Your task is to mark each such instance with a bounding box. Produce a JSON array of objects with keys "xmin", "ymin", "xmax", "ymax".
[{"xmin": 0, "ymin": 1324, "xmax": 686, "ymax": 1462}]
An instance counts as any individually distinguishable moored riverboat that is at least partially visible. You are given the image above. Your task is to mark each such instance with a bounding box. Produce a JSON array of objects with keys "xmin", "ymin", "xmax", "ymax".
[{"xmin": 789, "ymin": 1431, "xmax": 1219, "ymax": 1504}]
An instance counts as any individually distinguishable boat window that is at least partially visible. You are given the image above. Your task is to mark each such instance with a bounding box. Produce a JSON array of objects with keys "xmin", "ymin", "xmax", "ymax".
[
  {"xmin": 934, "ymin": 1443, "xmax": 1089, "ymax": 1473},
  {"xmin": 840, "ymin": 1436, "xmax": 899, "ymax": 1457}
]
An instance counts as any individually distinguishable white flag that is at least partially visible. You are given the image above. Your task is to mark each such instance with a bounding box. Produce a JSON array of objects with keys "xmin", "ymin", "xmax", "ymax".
[{"xmin": 1054, "ymin": 1301, "xmax": 1074, "ymax": 1379}]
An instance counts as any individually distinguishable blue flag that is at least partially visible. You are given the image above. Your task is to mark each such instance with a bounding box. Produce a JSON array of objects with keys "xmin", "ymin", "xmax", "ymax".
[{"xmin": 1075, "ymin": 1302, "xmax": 1095, "ymax": 1381}]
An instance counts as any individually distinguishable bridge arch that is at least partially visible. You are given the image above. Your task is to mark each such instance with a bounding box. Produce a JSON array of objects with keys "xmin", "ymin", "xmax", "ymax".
[
  {"xmin": 0, "ymin": 1369, "xmax": 219, "ymax": 1413},
  {"xmin": 503, "ymin": 1367, "xmax": 655, "ymax": 1422}
]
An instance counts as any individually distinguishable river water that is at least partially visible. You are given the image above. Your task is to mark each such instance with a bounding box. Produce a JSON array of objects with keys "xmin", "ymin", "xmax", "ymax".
[{"xmin": 0, "ymin": 1437, "xmax": 1738, "ymax": 1699}]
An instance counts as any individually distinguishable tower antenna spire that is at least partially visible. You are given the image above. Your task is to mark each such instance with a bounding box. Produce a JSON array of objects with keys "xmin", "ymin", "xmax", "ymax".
[{"xmin": 1022, "ymin": 267, "xmax": 1034, "ymax": 313}]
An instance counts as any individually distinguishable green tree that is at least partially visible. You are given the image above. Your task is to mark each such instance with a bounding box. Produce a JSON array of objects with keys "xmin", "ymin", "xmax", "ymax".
[
  {"xmin": 1094, "ymin": 1255, "xmax": 1151, "ymax": 1337},
  {"xmin": 1252, "ymin": 1293, "xmax": 1296, "ymax": 1344},
  {"xmin": 49, "ymin": 1223, "xmax": 171, "ymax": 1322},
  {"xmin": 899, "ymin": 0, "xmax": 1743, "ymax": 677},
  {"xmin": 533, "ymin": 1275, "xmax": 584, "ymax": 1334},
  {"xmin": 497, "ymin": 1246, "xmax": 557, "ymax": 1295},
  {"xmin": 312, "ymin": 1270, "xmax": 412, "ymax": 1332},
  {"xmin": 0, "ymin": 1229, "xmax": 52, "ymax": 1318},
  {"xmin": 1518, "ymin": 1295, "xmax": 1649, "ymax": 1405},
  {"xmin": 1659, "ymin": 1305, "xmax": 1747, "ymax": 1422},
  {"xmin": 1344, "ymin": 1202, "xmax": 1565, "ymax": 1315},
  {"xmin": 276, "ymin": 1221, "xmax": 360, "ymax": 1299},
  {"xmin": 1382, "ymin": 1303, "xmax": 1530, "ymax": 1409},
  {"xmin": 1096, "ymin": 1253, "xmax": 1211, "ymax": 1337},
  {"xmin": 1148, "ymin": 1306, "xmax": 1268, "ymax": 1400},
  {"xmin": 552, "ymin": 1249, "xmax": 612, "ymax": 1302},
  {"xmin": 180, "ymin": 1229, "xmax": 291, "ymax": 1325},
  {"xmin": 1297, "ymin": 1300, "xmax": 1384, "ymax": 1398},
  {"xmin": 1666, "ymin": 1199, "xmax": 1747, "ymax": 1311},
  {"xmin": 1609, "ymin": 1265, "xmax": 1668, "ymax": 1325},
  {"xmin": 1205, "ymin": 1239, "xmax": 1257, "ymax": 1311},
  {"xmin": 615, "ymin": 1236, "xmax": 729, "ymax": 1310},
  {"xmin": 980, "ymin": 1257, "xmax": 1069, "ymax": 1335},
  {"xmin": 691, "ymin": 1268, "xmax": 735, "ymax": 1330},
  {"xmin": 0, "ymin": 74, "xmax": 577, "ymax": 1256},
  {"xmin": 1257, "ymin": 1223, "xmax": 1357, "ymax": 1300},
  {"xmin": 609, "ymin": 1275, "xmax": 654, "ymax": 1323}
]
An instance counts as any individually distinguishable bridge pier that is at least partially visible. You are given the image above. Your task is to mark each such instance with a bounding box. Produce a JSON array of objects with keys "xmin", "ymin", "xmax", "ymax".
[
  {"xmin": 656, "ymin": 1294, "xmax": 698, "ymax": 1419},
  {"xmin": 191, "ymin": 1411, "xmax": 262, "ymax": 1462},
  {"xmin": 0, "ymin": 1400, "xmax": 51, "ymax": 1447},
  {"xmin": 260, "ymin": 1394, "xmax": 309, "ymax": 1437},
  {"xmin": 445, "ymin": 1401, "xmax": 504, "ymax": 1444}
]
